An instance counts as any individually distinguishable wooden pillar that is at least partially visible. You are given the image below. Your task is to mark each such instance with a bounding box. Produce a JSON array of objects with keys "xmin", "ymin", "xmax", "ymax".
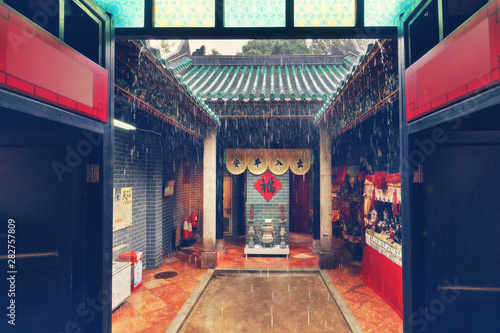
[
  {"xmin": 201, "ymin": 127, "xmax": 217, "ymax": 268},
  {"xmin": 319, "ymin": 126, "xmax": 335, "ymax": 269}
]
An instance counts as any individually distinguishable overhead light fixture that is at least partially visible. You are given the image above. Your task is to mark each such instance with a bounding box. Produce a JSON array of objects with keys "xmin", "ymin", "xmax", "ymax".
[{"xmin": 113, "ymin": 119, "xmax": 136, "ymax": 131}]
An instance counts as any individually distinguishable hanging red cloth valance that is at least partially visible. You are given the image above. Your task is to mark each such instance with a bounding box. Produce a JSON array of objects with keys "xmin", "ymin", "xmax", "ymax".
[{"xmin": 365, "ymin": 171, "xmax": 401, "ymax": 189}]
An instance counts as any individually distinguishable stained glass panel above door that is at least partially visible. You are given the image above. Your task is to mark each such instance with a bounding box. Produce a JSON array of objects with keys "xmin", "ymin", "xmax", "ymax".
[
  {"xmin": 154, "ymin": 0, "xmax": 215, "ymax": 27},
  {"xmin": 94, "ymin": 0, "xmax": 145, "ymax": 27},
  {"xmin": 225, "ymin": 0, "xmax": 286, "ymax": 27},
  {"xmin": 294, "ymin": 0, "xmax": 356, "ymax": 27},
  {"xmin": 365, "ymin": 0, "xmax": 419, "ymax": 26}
]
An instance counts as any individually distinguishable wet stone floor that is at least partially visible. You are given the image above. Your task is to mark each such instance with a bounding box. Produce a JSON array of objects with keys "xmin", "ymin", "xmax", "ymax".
[
  {"xmin": 112, "ymin": 233, "xmax": 403, "ymax": 333},
  {"xmin": 180, "ymin": 273, "xmax": 351, "ymax": 333}
]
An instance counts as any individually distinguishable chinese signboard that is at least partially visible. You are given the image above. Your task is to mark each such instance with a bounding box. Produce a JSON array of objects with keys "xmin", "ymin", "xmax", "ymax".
[
  {"xmin": 225, "ymin": 149, "xmax": 311, "ymax": 176},
  {"xmin": 254, "ymin": 170, "xmax": 282, "ymax": 201},
  {"xmin": 247, "ymin": 154, "xmax": 267, "ymax": 175},
  {"xmin": 290, "ymin": 153, "xmax": 310, "ymax": 175},
  {"xmin": 269, "ymin": 155, "xmax": 289, "ymax": 175},
  {"xmin": 113, "ymin": 187, "xmax": 133, "ymax": 231},
  {"xmin": 226, "ymin": 154, "xmax": 246, "ymax": 175}
]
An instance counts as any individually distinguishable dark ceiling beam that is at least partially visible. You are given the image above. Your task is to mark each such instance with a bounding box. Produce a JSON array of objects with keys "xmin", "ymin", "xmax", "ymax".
[
  {"xmin": 286, "ymin": 0, "xmax": 294, "ymax": 28},
  {"xmin": 215, "ymin": 0, "xmax": 223, "ymax": 29},
  {"xmin": 115, "ymin": 26, "xmax": 397, "ymax": 40},
  {"xmin": 219, "ymin": 115, "xmax": 315, "ymax": 119},
  {"xmin": 114, "ymin": 90, "xmax": 205, "ymax": 140},
  {"xmin": 144, "ymin": 0, "xmax": 153, "ymax": 30},
  {"xmin": 356, "ymin": 0, "xmax": 364, "ymax": 29}
]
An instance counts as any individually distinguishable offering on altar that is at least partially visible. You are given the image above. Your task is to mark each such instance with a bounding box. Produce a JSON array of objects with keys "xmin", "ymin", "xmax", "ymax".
[
  {"xmin": 377, "ymin": 209, "xmax": 391, "ymax": 232},
  {"xmin": 367, "ymin": 209, "xmax": 377, "ymax": 231},
  {"xmin": 394, "ymin": 223, "xmax": 402, "ymax": 245}
]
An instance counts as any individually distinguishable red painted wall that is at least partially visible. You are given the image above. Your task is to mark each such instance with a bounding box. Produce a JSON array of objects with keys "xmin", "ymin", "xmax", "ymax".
[
  {"xmin": 0, "ymin": 3, "xmax": 108, "ymax": 122},
  {"xmin": 406, "ymin": 0, "xmax": 500, "ymax": 122}
]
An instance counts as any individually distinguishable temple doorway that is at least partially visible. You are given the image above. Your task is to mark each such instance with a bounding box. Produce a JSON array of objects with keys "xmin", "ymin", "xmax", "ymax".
[{"xmin": 289, "ymin": 173, "xmax": 309, "ymax": 233}]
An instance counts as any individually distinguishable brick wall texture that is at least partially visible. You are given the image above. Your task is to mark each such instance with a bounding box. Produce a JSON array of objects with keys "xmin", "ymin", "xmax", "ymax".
[
  {"xmin": 246, "ymin": 171, "xmax": 290, "ymax": 246},
  {"xmin": 113, "ymin": 127, "xmax": 204, "ymax": 269},
  {"xmin": 113, "ymin": 128, "xmax": 313, "ymax": 268}
]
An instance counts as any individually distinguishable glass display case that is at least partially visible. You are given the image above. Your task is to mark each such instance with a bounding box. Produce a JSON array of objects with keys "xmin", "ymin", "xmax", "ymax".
[{"xmin": 363, "ymin": 172, "xmax": 402, "ymax": 265}]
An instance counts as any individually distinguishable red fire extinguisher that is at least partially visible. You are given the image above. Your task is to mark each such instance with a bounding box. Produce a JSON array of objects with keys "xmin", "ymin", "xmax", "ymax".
[{"xmin": 191, "ymin": 211, "xmax": 198, "ymax": 229}]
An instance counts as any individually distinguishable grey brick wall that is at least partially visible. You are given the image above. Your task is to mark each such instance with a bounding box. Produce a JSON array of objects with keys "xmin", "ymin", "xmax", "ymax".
[
  {"xmin": 145, "ymin": 136, "xmax": 163, "ymax": 268},
  {"xmin": 113, "ymin": 128, "xmax": 148, "ymax": 265},
  {"xmin": 161, "ymin": 154, "xmax": 203, "ymax": 258},
  {"xmin": 113, "ymin": 127, "xmax": 204, "ymax": 269}
]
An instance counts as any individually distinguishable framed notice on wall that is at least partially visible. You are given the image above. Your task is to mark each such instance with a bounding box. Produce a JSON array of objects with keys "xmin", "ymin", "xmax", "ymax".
[
  {"xmin": 164, "ymin": 181, "xmax": 175, "ymax": 197},
  {"xmin": 113, "ymin": 187, "xmax": 133, "ymax": 231}
]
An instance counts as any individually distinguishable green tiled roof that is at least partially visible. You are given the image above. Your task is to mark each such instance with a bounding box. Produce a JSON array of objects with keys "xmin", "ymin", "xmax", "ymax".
[
  {"xmin": 141, "ymin": 42, "xmax": 384, "ymax": 120},
  {"xmin": 167, "ymin": 57, "xmax": 193, "ymax": 73},
  {"xmin": 170, "ymin": 57, "xmax": 353, "ymax": 102}
]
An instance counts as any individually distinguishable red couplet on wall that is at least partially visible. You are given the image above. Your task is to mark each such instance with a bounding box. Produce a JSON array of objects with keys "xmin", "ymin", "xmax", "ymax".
[
  {"xmin": 0, "ymin": 2, "xmax": 108, "ymax": 122},
  {"xmin": 406, "ymin": 1, "xmax": 500, "ymax": 122}
]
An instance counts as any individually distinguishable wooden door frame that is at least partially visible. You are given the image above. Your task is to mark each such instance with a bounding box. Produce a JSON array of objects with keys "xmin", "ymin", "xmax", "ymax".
[{"xmin": 223, "ymin": 177, "xmax": 233, "ymax": 236}]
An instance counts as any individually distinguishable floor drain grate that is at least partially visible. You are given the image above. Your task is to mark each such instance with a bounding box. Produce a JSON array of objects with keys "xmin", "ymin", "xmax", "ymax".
[{"xmin": 155, "ymin": 271, "xmax": 178, "ymax": 279}]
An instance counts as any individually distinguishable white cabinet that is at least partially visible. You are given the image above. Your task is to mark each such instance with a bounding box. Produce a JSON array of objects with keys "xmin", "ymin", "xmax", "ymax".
[{"xmin": 112, "ymin": 261, "xmax": 131, "ymax": 311}]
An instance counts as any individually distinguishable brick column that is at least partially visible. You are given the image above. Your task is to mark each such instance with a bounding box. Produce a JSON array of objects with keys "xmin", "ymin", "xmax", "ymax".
[
  {"xmin": 312, "ymin": 144, "xmax": 321, "ymax": 255},
  {"xmin": 146, "ymin": 135, "xmax": 163, "ymax": 269},
  {"xmin": 319, "ymin": 126, "xmax": 334, "ymax": 269},
  {"xmin": 216, "ymin": 130, "xmax": 225, "ymax": 253},
  {"xmin": 201, "ymin": 127, "xmax": 217, "ymax": 268}
]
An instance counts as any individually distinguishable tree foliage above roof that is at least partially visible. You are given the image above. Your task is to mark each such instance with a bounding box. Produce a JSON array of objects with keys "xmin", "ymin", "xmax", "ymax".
[
  {"xmin": 237, "ymin": 40, "xmax": 310, "ymax": 55},
  {"xmin": 237, "ymin": 39, "xmax": 374, "ymax": 56},
  {"xmin": 309, "ymin": 39, "xmax": 374, "ymax": 55}
]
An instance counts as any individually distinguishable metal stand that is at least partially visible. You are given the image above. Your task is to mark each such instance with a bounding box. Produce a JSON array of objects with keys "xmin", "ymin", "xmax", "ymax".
[
  {"xmin": 279, "ymin": 219, "xmax": 286, "ymax": 248},
  {"xmin": 247, "ymin": 219, "xmax": 255, "ymax": 248}
]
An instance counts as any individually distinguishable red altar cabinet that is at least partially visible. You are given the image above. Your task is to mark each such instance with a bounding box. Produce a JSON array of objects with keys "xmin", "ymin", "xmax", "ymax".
[{"xmin": 360, "ymin": 172, "xmax": 402, "ymax": 318}]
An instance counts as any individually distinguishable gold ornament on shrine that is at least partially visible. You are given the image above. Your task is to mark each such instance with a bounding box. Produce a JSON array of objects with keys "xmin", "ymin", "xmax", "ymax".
[
  {"xmin": 247, "ymin": 154, "xmax": 268, "ymax": 175},
  {"xmin": 290, "ymin": 152, "xmax": 311, "ymax": 175},
  {"xmin": 269, "ymin": 153, "xmax": 289, "ymax": 175},
  {"xmin": 226, "ymin": 154, "xmax": 246, "ymax": 175},
  {"xmin": 225, "ymin": 149, "xmax": 312, "ymax": 176}
]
